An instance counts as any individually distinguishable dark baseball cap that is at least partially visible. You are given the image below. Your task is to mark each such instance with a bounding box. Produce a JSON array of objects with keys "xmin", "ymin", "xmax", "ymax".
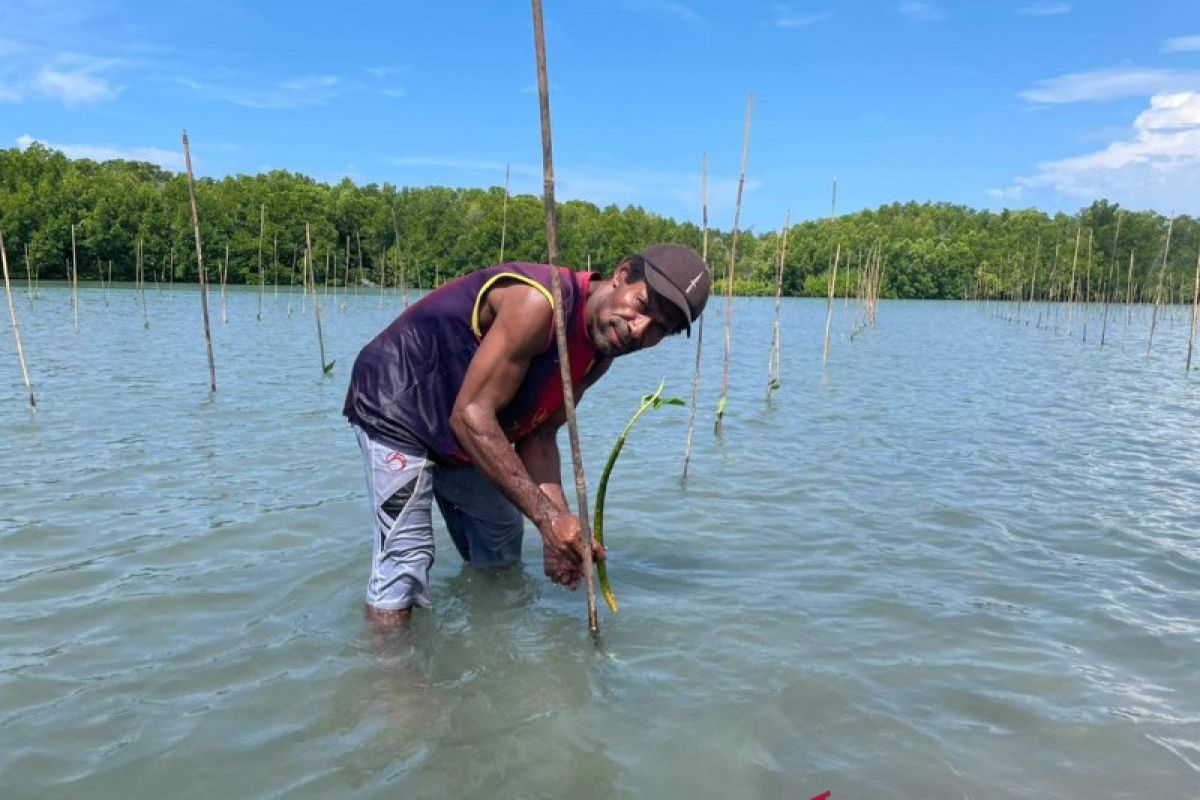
[{"xmin": 638, "ymin": 243, "xmax": 711, "ymax": 337}]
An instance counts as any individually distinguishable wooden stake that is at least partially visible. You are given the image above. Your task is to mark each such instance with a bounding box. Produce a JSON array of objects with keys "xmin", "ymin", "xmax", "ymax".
[
  {"xmin": 823, "ymin": 244, "xmax": 842, "ymax": 365},
  {"xmin": 0, "ymin": 230, "xmax": 35, "ymax": 412},
  {"xmin": 1082, "ymin": 230, "xmax": 1093, "ymax": 342},
  {"xmin": 716, "ymin": 91, "xmax": 753, "ymax": 436},
  {"xmin": 682, "ymin": 152, "xmax": 709, "ymax": 483},
  {"xmin": 220, "ymin": 243, "xmax": 230, "ymax": 324},
  {"xmin": 182, "ymin": 130, "xmax": 217, "ymax": 393},
  {"xmin": 257, "ymin": 204, "xmax": 266, "ymax": 321},
  {"xmin": 70, "ymin": 223, "xmax": 80, "ymax": 334},
  {"xmin": 500, "ymin": 163, "xmax": 510, "ymax": 264},
  {"xmin": 305, "ymin": 223, "xmax": 334, "ymax": 375},
  {"xmin": 1066, "ymin": 226, "xmax": 1080, "ymax": 336},
  {"xmin": 1100, "ymin": 211, "xmax": 1122, "ymax": 346},
  {"xmin": 1187, "ymin": 242, "xmax": 1200, "ymax": 374},
  {"xmin": 767, "ymin": 209, "xmax": 789, "ymax": 395},
  {"xmin": 532, "ymin": 0, "xmax": 598, "ymax": 634},
  {"xmin": 138, "ymin": 237, "xmax": 149, "ymax": 329},
  {"xmin": 1148, "ymin": 218, "xmax": 1174, "ymax": 358}
]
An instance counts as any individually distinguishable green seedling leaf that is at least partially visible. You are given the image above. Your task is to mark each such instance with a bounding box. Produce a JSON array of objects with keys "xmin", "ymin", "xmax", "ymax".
[{"xmin": 593, "ymin": 378, "xmax": 682, "ymax": 613}]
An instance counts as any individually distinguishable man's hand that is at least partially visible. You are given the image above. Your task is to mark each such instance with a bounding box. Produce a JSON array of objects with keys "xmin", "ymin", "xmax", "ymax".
[{"xmin": 539, "ymin": 510, "xmax": 606, "ymax": 589}]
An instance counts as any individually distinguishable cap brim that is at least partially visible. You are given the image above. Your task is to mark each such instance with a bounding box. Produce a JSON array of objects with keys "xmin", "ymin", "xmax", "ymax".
[{"xmin": 643, "ymin": 260, "xmax": 692, "ymax": 337}]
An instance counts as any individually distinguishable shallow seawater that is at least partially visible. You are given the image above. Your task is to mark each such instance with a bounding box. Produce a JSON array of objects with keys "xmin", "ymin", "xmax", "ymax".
[{"xmin": 2, "ymin": 283, "xmax": 1198, "ymax": 799}]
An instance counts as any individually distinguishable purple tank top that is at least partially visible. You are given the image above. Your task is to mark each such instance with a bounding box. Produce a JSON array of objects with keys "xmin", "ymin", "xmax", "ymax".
[{"xmin": 343, "ymin": 263, "xmax": 601, "ymax": 466}]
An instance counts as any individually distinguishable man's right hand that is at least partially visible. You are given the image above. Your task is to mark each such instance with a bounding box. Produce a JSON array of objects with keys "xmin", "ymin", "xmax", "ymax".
[{"xmin": 540, "ymin": 510, "xmax": 605, "ymax": 589}]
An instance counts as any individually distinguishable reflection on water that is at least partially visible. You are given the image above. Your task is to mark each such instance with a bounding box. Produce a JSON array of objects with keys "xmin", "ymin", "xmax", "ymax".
[{"xmin": 1, "ymin": 286, "xmax": 1198, "ymax": 798}]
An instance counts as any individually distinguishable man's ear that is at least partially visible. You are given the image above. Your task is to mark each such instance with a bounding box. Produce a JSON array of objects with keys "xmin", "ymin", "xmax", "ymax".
[{"xmin": 613, "ymin": 258, "xmax": 631, "ymax": 285}]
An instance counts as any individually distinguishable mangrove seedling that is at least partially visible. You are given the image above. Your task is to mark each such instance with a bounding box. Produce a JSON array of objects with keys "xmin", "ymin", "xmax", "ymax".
[{"xmin": 594, "ymin": 379, "xmax": 684, "ymax": 613}]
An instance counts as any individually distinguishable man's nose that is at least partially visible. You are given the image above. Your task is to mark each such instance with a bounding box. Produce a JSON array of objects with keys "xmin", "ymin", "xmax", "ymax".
[{"xmin": 629, "ymin": 315, "xmax": 651, "ymax": 340}]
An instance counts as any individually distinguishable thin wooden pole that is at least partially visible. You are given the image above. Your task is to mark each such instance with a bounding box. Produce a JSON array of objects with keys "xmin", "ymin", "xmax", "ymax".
[
  {"xmin": 273, "ymin": 234, "xmax": 279, "ymax": 300},
  {"xmin": 532, "ymin": 0, "xmax": 598, "ymax": 634},
  {"xmin": 138, "ymin": 237, "xmax": 149, "ymax": 329},
  {"xmin": 24, "ymin": 243, "xmax": 33, "ymax": 307},
  {"xmin": 0, "ymin": 230, "xmax": 35, "ymax": 412},
  {"xmin": 355, "ymin": 231, "xmax": 364, "ymax": 296},
  {"xmin": 182, "ymin": 131, "xmax": 217, "ymax": 393},
  {"xmin": 305, "ymin": 222, "xmax": 333, "ymax": 375},
  {"xmin": 822, "ymin": 177, "xmax": 839, "ymax": 365},
  {"xmin": 682, "ymin": 152, "xmax": 709, "ymax": 483},
  {"xmin": 1066, "ymin": 226, "xmax": 1080, "ymax": 336},
  {"xmin": 1100, "ymin": 212, "xmax": 1122, "ymax": 346},
  {"xmin": 822, "ymin": 244, "xmax": 842, "ymax": 365},
  {"xmin": 257, "ymin": 204, "xmax": 265, "ymax": 321},
  {"xmin": 1082, "ymin": 230, "xmax": 1093, "ymax": 342},
  {"xmin": 1187, "ymin": 242, "xmax": 1200, "ymax": 374},
  {"xmin": 767, "ymin": 209, "xmax": 789, "ymax": 395},
  {"xmin": 1148, "ymin": 218, "xmax": 1174, "ymax": 358},
  {"xmin": 70, "ymin": 222, "xmax": 80, "ymax": 334},
  {"xmin": 716, "ymin": 91, "xmax": 753, "ymax": 436},
  {"xmin": 499, "ymin": 163, "xmax": 510, "ymax": 264},
  {"xmin": 342, "ymin": 234, "xmax": 350, "ymax": 310},
  {"xmin": 391, "ymin": 208, "xmax": 407, "ymax": 308},
  {"xmin": 220, "ymin": 243, "xmax": 230, "ymax": 324}
]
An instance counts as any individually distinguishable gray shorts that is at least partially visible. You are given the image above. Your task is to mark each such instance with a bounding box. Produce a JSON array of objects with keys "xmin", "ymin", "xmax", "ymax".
[{"xmin": 353, "ymin": 425, "xmax": 525, "ymax": 611}]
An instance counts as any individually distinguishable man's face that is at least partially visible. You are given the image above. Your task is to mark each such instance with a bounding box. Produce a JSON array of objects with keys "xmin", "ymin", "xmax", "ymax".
[{"xmin": 590, "ymin": 262, "xmax": 686, "ymax": 357}]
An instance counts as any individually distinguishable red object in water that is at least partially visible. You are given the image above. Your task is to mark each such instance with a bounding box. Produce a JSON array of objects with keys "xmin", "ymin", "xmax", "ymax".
[{"xmin": 810, "ymin": 792, "xmax": 831, "ymax": 800}]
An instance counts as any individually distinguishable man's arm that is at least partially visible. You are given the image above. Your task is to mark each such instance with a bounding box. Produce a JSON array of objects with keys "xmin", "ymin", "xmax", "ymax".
[
  {"xmin": 514, "ymin": 359, "xmax": 612, "ymax": 587},
  {"xmin": 448, "ymin": 283, "xmax": 599, "ymax": 586}
]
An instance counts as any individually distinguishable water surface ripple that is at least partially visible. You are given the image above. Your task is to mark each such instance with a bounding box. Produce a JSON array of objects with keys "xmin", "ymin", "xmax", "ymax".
[{"xmin": 1, "ymin": 286, "xmax": 1198, "ymax": 798}]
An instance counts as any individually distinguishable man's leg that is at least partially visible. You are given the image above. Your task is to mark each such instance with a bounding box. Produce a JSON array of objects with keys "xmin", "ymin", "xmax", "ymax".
[
  {"xmin": 353, "ymin": 426, "xmax": 435, "ymax": 622},
  {"xmin": 432, "ymin": 464, "xmax": 525, "ymax": 568}
]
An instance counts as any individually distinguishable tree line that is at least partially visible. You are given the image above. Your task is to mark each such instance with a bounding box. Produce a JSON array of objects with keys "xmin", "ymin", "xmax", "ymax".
[{"xmin": 1, "ymin": 143, "xmax": 1195, "ymax": 302}]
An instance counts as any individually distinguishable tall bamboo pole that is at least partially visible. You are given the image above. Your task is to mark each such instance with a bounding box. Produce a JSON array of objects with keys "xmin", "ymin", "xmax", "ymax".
[
  {"xmin": 1148, "ymin": 218, "xmax": 1174, "ymax": 358},
  {"xmin": 1100, "ymin": 212, "xmax": 1122, "ymax": 346},
  {"xmin": 182, "ymin": 131, "xmax": 217, "ymax": 393},
  {"xmin": 682, "ymin": 152, "xmax": 709, "ymax": 483},
  {"xmin": 1066, "ymin": 227, "xmax": 1080, "ymax": 336},
  {"xmin": 822, "ymin": 245, "xmax": 842, "ymax": 365},
  {"xmin": 24, "ymin": 243, "xmax": 33, "ymax": 307},
  {"xmin": 822, "ymin": 177, "xmax": 840, "ymax": 365},
  {"xmin": 499, "ymin": 162, "xmax": 510, "ymax": 263},
  {"xmin": 1186, "ymin": 242, "xmax": 1200, "ymax": 374},
  {"xmin": 220, "ymin": 243, "xmax": 230, "ymax": 324},
  {"xmin": 70, "ymin": 222, "xmax": 80, "ymax": 334},
  {"xmin": 138, "ymin": 237, "xmax": 149, "ymax": 329},
  {"xmin": 305, "ymin": 222, "xmax": 333, "ymax": 375},
  {"xmin": 257, "ymin": 204, "xmax": 265, "ymax": 321},
  {"xmin": 355, "ymin": 231, "xmax": 364, "ymax": 296},
  {"xmin": 715, "ymin": 91, "xmax": 753, "ymax": 436},
  {"xmin": 767, "ymin": 209, "xmax": 789, "ymax": 396},
  {"xmin": 342, "ymin": 234, "xmax": 351, "ymax": 310},
  {"xmin": 273, "ymin": 234, "xmax": 279, "ymax": 300},
  {"xmin": 0, "ymin": 231, "xmax": 35, "ymax": 412},
  {"xmin": 391, "ymin": 208, "xmax": 407, "ymax": 308},
  {"xmin": 532, "ymin": 0, "xmax": 598, "ymax": 634},
  {"xmin": 1082, "ymin": 230, "xmax": 1093, "ymax": 342}
]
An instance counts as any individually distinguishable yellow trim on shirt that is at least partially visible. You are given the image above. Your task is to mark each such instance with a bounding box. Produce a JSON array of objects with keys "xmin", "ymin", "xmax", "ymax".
[{"xmin": 472, "ymin": 271, "xmax": 556, "ymax": 339}]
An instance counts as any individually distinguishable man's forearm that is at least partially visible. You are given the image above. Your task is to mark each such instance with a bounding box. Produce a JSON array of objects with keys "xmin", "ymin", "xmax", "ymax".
[
  {"xmin": 516, "ymin": 427, "xmax": 569, "ymax": 513},
  {"xmin": 451, "ymin": 406, "xmax": 561, "ymax": 530}
]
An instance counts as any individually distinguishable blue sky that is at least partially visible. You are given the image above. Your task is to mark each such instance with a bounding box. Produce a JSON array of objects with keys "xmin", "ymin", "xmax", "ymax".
[{"xmin": 2, "ymin": 1, "xmax": 1198, "ymax": 230}]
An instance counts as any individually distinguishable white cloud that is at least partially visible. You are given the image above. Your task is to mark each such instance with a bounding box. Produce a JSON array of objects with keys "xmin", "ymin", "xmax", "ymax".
[
  {"xmin": 996, "ymin": 92, "xmax": 1200, "ymax": 213},
  {"xmin": 899, "ymin": 2, "xmax": 945, "ymax": 22},
  {"xmin": 0, "ymin": 53, "xmax": 121, "ymax": 106},
  {"xmin": 16, "ymin": 134, "xmax": 184, "ymax": 171},
  {"xmin": 180, "ymin": 74, "xmax": 340, "ymax": 110},
  {"xmin": 1016, "ymin": 3, "xmax": 1070, "ymax": 16},
  {"xmin": 773, "ymin": 6, "xmax": 831, "ymax": 28},
  {"xmin": 1019, "ymin": 66, "xmax": 1200, "ymax": 104},
  {"xmin": 1162, "ymin": 35, "xmax": 1200, "ymax": 54}
]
